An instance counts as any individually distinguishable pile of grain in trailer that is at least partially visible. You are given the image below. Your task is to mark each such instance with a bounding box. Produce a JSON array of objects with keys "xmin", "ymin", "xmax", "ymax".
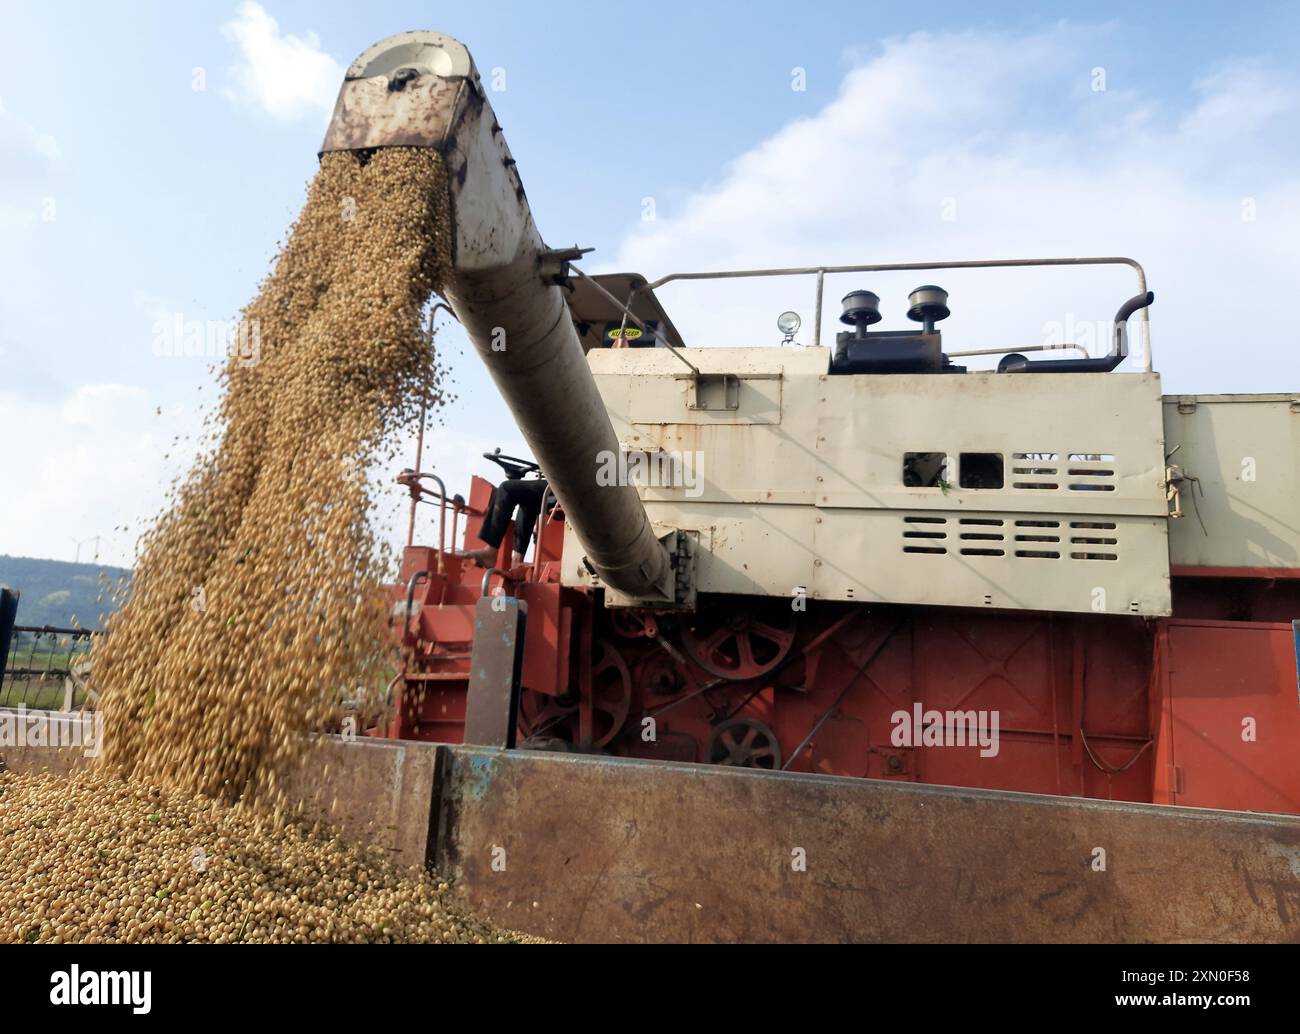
[{"xmin": 0, "ymin": 771, "xmax": 533, "ymax": 944}]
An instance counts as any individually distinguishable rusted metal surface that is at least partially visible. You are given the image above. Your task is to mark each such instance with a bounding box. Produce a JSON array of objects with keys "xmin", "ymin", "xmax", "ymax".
[
  {"xmin": 1153, "ymin": 619, "xmax": 1300, "ymax": 813},
  {"xmin": 275, "ymin": 738, "xmax": 443, "ymax": 867},
  {"xmin": 320, "ymin": 76, "xmax": 466, "ymax": 153},
  {"xmin": 0, "ymin": 730, "xmax": 443, "ymax": 870},
  {"xmin": 321, "ymin": 30, "xmax": 675, "ymax": 601},
  {"xmin": 463, "ymin": 597, "xmax": 526, "ymax": 748},
  {"xmin": 6, "ymin": 728, "xmax": 1300, "ymax": 941},
  {"xmin": 320, "ymin": 30, "xmax": 476, "ymax": 154},
  {"xmin": 432, "ymin": 746, "xmax": 1300, "ymax": 943}
]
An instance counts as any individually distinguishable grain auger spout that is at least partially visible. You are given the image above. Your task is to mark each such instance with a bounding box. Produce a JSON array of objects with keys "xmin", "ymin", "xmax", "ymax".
[{"xmin": 321, "ymin": 31, "xmax": 677, "ymax": 602}]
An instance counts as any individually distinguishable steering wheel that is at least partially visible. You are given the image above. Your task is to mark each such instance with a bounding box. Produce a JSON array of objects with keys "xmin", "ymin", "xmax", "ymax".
[{"xmin": 483, "ymin": 448, "xmax": 542, "ymax": 481}]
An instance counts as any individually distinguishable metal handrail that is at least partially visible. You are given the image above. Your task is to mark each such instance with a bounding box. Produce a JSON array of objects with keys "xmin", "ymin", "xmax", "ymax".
[
  {"xmin": 948, "ymin": 343, "xmax": 1088, "ymax": 359},
  {"xmin": 636, "ymin": 256, "xmax": 1153, "ymax": 372},
  {"xmin": 405, "ymin": 300, "xmax": 460, "ymax": 553},
  {"xmin": 422, "ymin": 473, "xmax": 448, "ymax": 572},
  {"xmin": 402, "ymin": 571, "xmax": 430, "ymax": 632},
  {"xmin": 400, "ymin": 471, "xmax": 451, "ymax": 573},
  {"xmin": 481, "ymin": 567, "xmax": 509, "ymax": 598}
]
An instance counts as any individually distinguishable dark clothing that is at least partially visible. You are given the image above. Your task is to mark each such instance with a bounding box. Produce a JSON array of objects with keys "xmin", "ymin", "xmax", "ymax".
[{"xmin": 479, "ymin": 478, "xmax": 551, "ymax": 554}]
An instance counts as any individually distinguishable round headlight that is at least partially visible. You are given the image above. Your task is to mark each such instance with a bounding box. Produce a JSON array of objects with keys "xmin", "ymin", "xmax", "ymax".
[{"xmin": 777, "ymin": 311, "xmax": 802, "ymax": 336}]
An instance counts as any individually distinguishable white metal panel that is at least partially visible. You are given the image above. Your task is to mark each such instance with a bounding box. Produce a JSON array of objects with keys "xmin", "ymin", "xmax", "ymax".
[
  {"xmin": 568, "ymin": 346, "xmax": 1173, "ymax": 616},
  {"xmin": 1162, "ymin": 394, "xmax": 1300, "ymax": 570}
]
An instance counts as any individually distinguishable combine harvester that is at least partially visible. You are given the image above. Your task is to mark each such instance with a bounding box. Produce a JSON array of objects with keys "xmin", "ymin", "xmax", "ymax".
[{"xmin": 316, "ymin": 31, "xmax": 1297, "ymax": 942}]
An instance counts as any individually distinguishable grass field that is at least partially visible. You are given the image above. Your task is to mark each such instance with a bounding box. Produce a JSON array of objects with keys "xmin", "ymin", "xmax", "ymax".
[
  {"xmin": 0, "ymin": 676, "xmax": 89, "ymax": 710},
  {"xmin": 1, "ymin": 642, "xmax": 93, "ymax": 710}
]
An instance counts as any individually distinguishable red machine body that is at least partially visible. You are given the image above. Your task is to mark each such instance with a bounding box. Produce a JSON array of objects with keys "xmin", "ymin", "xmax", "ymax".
[{"xmin": 385, "ymin": 472, "xmax": 1300, "ymax": 816}]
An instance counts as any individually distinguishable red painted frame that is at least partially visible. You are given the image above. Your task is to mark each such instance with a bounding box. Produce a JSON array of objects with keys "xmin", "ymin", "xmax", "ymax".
[{"xmin": 383, "ymin": 477, "xmax": 1300, "ymax": 816}]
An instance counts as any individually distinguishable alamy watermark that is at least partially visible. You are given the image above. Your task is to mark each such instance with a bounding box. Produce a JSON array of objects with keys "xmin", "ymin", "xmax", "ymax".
[
  {"xmin": 1040, "ymin": 313, "xmax": 1138, "ymax": 356},
  {"xmin": 891, "ymin": 703, "xmax": 1000, "ymax": 758},
  {"xmin": 596, "ymin": 449, "xmax": 704, "ymax": 498},
  {"xmin": 0, "ymin": 704, "xmax": 103, "ymax": 757},
  {"xmin": 50, "ymin": 965, "xmax": 151, "ymax": 1014},
  {"xmin": 151, "ymin": 313, "xmax": 260, "ymax": 367}
]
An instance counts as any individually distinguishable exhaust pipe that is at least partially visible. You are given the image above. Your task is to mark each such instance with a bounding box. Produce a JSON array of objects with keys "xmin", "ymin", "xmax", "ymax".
[{"xmin": 322, "ymin": 32, "xmax": 673, "ymax": 600}]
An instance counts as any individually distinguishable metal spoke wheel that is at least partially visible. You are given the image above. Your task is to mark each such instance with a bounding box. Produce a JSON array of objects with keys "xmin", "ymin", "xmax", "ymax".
[
  {"xmin": 609, "ymin": 608, "xmax": 657, "ymax": 639},
  {"xmin": 707, "ymin": 718, "xmax": 782, "ymax": 770},
  {"xmin": 638, "ymin": 653, "xmax": 685, "ymax": 703},
  {"xmin": 681, "ymin": 605, "xmax": 797, "ymax": 680},
  {"xmin": 517, "ymin": 687, "xmax": 578, "ymax": 740},
  {"xmin": 518, "ymin": 638, "xmax": 632, "ymax": 750}
]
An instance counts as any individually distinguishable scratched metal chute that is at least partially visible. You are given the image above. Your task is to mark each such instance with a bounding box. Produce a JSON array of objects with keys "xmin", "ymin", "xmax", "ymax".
[{"xmin": 322, "ymin": 31, "xmax": 674, "ymax": 602}]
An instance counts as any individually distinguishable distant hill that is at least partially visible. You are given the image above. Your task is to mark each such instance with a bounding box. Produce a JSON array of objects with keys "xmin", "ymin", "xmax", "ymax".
[{"xmin": 0, "ymin": 555, "xmax": 131, "ymax": 631}]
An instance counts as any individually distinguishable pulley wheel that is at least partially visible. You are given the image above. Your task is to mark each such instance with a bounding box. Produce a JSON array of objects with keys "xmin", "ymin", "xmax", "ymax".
[
  {"xmin": 708, "ymin": 718, "xmax": 782, "ymax": 770},
  {"xmin": 518, "ymin": 638, "xmax": 632, "ymax": 749},
  {"xmin": 681, "ymin": 605, "xmax": 797, "ymax": 680}
]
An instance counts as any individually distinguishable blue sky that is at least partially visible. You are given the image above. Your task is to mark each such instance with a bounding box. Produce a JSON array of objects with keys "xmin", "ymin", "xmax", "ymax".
[{"xmin": 2, "ymin": 1, "xmax": 1298, "ymax": 565}]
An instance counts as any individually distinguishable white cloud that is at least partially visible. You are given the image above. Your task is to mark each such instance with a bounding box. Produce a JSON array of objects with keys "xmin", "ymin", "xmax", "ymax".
[
  {"xmin": 0, "ymin": 372, "xmax": 526, "ymax": 568},
  {"xmin": 608, "ymin": 27, "xmax": 1300, "ymax": 393},
  {"xmin": 0, "ymin": 203, "xmax": 36, "ymax": 229},
  {"xmin": 0, "ymin": 385, "xmax": 197, "ymax": 568},
  {"xmin": 219, "ymin": 1, "xmax": 343, "ymax": 121},
  {"xmin": 32, "ymin": 135, "xmax": 60, "ymax": 161},
  {"xmin": 132, "ymin": 289, "xmax": 175, "ymax": 326},
  {"xmin": 0, "ymin": 94, "xmax": 61, "ymax": 183}
]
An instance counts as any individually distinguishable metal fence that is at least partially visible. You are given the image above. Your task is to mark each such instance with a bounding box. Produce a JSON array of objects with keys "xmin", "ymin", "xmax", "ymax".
[{"xmin": 0, "ymin": 612, "xmax": 100, "ymax": 711}]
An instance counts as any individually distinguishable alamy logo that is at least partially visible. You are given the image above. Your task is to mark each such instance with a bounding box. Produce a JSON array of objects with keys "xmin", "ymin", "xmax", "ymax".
[
  {"xmin": 891, "ymin": 703, "xmax": 1000, "ymax": 758},
  {"xmin": 0, "ymin": 705, "xmax": 102, "ymax": 757},
  {"xmin": 595, "ymin": 449, "xmax": 704, "ymax": 498},
  {"xmin": 50, "ymin": 966, "xmax": 151, "ymax": 1014},
  {"xmin": 151, "ymin": 313, "xmax": 260, "ymax": 367}
]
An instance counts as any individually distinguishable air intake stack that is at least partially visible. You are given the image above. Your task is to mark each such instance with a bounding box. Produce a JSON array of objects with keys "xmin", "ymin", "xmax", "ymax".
[{"xmin": 831, "ymin": 284, "xmax": 957, "ymax": 374}]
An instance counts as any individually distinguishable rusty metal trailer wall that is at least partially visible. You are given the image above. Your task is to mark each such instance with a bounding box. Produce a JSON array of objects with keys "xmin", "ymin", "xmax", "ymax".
[
  {"xmin": 429, "ymin": 746, "xmax": 1300, "ymax": 943},
  {"xmin": 4, "ymin": 730, "xmax": 1298, "ymax": 942}
]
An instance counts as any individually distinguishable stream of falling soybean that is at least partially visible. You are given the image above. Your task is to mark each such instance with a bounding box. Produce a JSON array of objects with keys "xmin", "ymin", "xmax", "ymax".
[
  {"xmin": 0, "ymin": 150, "xmax": 540, "ymax": 943},
  {"xmin": 93, "ymin": 148, "xmax": 450, "ymax": 802}
]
